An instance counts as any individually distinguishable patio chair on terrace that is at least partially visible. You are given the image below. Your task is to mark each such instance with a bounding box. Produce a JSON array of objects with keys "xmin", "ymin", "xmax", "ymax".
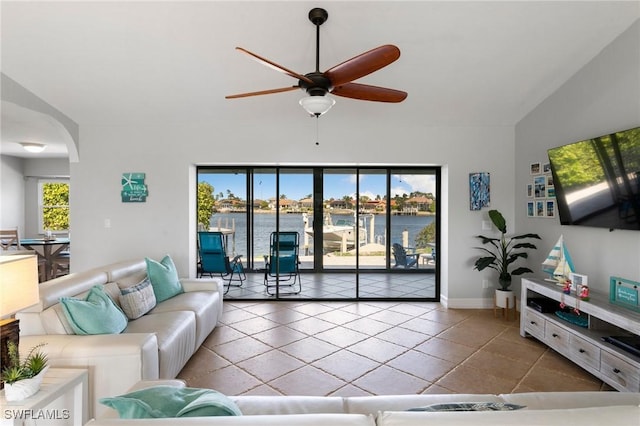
[
  {"xmin": 264, "ymin": 231, "xmax": 301, "ymax": 296},
  {"xmin": 392, "ymin": 243, "xmax": 420, "ymax": 269},
  {"xmin": 198, "ymin": 231, "xmax": 245, "ymax": 294}
]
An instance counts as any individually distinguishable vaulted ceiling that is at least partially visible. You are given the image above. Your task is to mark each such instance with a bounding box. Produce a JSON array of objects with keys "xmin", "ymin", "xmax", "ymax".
[{"xmin": 2, "ymin": 1, "xmax": 638, "ymax": 157}]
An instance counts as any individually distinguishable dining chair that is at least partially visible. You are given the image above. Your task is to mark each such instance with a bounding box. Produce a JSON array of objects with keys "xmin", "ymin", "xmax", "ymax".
[
  {"xmin": 51, "ymin": 252, "xmax": 71, "ymax": 278},
  {"xmin": 0, "ymin": 229, "xmax": 20, "ymax": 251},
  {"xmin": 0, "ymin": 228, "xmax": 48, "ymax": 281}
]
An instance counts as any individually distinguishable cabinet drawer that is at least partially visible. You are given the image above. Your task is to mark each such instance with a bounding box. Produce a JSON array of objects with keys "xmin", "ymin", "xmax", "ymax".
[
  {"xmin": 523, "ymin": 308, "xmax": 545, "ymax": 340},
  {"xmin": 600, "ymin": 351, "xmax": 640, "ymax": 392},
  {"xmin": 569, "ymin": 334, "xmax": 600, "ymax": 371},
  {"xmin": 545, "ymin": 321, "xmax": 571, "ymax": 353}
]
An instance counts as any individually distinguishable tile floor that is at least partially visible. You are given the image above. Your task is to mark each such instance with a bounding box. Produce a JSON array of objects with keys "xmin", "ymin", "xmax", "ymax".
[
  {"xmin": 177, "ymin": 301, "xmax": 613, "ymax": 396},
  {"xmin": 223, "ymin": 272, "xmax": 437, "ymax": 299}
]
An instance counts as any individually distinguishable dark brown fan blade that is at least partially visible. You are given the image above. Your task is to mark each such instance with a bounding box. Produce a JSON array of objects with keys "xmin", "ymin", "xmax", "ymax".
[
  {"xmin": 331, "ymin": 82, "xmax": 407, "ymax": 103},
  {"xmin": 236, "ymin": 47, "xmax": 314, "ymax": 85},
  {"xmin": 324, "ymin": 45, "xmax": 401, "ymax": 87},
  {"xmin": 225, "ymin": 86, "xmax": 299, "ymax": 99}
]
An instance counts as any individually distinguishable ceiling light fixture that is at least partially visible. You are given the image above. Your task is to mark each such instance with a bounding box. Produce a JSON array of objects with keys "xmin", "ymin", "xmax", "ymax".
[
  {"xmin": 20, "ymin": 142, "xmax": 47, "ymax": 153},
  {"xmin": 299, "ymin": 95, "xmax": 335, "ymax": 117}
]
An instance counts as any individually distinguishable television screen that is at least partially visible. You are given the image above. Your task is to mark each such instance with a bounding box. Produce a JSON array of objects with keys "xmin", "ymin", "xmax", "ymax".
[{"xmin": 547, "ymin": 126, "xmax": 640, "ymax": 231}]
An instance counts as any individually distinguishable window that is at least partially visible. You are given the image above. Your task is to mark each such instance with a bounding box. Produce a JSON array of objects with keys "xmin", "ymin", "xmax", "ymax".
[{"xmin": 39, "ymin": 179, "xmax": 70, "ymax": 233}]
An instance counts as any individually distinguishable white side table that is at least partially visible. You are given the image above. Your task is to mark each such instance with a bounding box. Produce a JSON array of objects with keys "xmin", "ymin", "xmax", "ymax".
[{"xmin": 1, "ymin": 368, "xmax": 88, "ymax": 426}]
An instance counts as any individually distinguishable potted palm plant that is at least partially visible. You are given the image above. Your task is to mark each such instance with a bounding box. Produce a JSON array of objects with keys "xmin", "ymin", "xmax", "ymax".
[{"xmin": 474, "ymin": 209, "xmax": 541, "ymax": 307}]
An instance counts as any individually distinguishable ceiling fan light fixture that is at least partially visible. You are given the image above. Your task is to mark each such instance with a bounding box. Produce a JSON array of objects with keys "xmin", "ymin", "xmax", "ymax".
[
  {"xmin": 299, "ymin": 95, "xmax": 335, "ymax": 117},
  {"xmin": 20, "ymin": 142, "xmax": 47, "ymax": 153}
]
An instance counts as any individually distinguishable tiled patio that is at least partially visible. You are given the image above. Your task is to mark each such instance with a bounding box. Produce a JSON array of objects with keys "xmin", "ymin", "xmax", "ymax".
[
  {"xmin": 223, "ymin": 272, "xmax": 437, "ymax": 299},
  {"xmin": 177, "ymin": 301, "xmax": 613, "ymax": 396}
]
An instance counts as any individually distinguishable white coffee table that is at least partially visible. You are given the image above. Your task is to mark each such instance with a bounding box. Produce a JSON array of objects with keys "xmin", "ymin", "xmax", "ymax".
[{"xmin": 1, "ymin": 368, "xmax": 88, "ymax": 426}]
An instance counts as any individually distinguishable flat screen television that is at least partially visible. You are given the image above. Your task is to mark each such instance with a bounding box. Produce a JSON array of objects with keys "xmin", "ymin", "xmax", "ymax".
[{"xmin": 547, "ymin": 126, "xmax": 640, "ymax": 231}]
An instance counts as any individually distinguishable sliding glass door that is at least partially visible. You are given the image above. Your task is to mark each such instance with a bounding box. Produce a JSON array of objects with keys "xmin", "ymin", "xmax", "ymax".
[
  {"xmin": 389, "ymin": 170, "xmax": 437, "ymax": 270},
  {"xmin": 197, "ymin": 166, "xmax": 439, "ymax": 300}
]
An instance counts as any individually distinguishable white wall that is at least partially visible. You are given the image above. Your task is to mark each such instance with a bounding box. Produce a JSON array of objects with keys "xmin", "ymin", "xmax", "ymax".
[
  {"xmin": 0, "ymin": 155, "xmax": 25, "ymax": 235},
  {"xmin": 515, "ymin": 21, "xmax": 640, "ymax": 295},
  {"xmin": 70, "ymin": 119, "xmax": 515, "ymax": 305}
]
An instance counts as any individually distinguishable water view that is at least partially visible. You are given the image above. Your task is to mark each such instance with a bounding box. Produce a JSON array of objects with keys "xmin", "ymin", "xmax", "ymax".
[{"xmin": 210, "ymin": 212, "xmax": 434, "ymax": 258}]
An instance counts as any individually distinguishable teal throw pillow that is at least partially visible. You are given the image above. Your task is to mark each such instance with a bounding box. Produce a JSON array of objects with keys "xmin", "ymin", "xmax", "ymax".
[
  {"xmin": 60, "ymin": 285, "xmax": 128, "ymax": 335},
  {"xmin": 145, "ymin": 255, "xmax": 183, "ymax": 302},
  {"xmin": 99, "ymin": 385, "xmax": 242, "ymax": 418}
]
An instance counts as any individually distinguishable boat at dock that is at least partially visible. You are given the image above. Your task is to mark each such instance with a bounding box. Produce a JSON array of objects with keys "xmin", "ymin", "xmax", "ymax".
[{"xmin": 303, "ymin": 212, "xmax": 374, "ymax": 253}]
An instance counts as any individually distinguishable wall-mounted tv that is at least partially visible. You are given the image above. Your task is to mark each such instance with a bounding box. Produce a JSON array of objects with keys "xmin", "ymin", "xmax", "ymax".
[{"xmin": 547, "ymin": 126, "xmax": 640, "ymax": 231}]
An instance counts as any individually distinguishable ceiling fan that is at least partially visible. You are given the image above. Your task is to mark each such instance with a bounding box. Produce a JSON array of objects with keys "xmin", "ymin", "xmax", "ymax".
[{"xmin": 226, "ymin": 7, "xmax": 407, "ymax": 117}]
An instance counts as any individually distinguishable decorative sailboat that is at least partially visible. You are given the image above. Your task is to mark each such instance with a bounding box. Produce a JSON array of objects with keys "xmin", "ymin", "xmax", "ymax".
[{"xmin": 542, "ymin": 235, "xmax": 575, "ymax": 284}]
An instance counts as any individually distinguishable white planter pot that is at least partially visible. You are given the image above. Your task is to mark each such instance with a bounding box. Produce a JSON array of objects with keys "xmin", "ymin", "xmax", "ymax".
[
  {"xmin": 3, "ymin": 366, "xmax": 49, "ymax": 401},
  {"xmin": 495, "ymin": 289, "xmax": 515, "ymax": 309}
]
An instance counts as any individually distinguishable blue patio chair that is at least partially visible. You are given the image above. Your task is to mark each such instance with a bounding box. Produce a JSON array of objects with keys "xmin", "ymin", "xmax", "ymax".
[
  {"xmin": 264, "ymin": 231, "xmax": 301, "ymax": 295},
  {"xmin": 392, "ymin": 243, "xmax": 420, "ymax": 269},
  {"xmin": 198, "ymin": 231, "xmax": 245, "ymax": 294}
]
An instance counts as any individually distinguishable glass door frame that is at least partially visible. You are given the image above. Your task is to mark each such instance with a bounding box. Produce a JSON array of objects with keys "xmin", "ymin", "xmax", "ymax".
[{"xmin": 196, "ymin": 165, "xmax": 440, "ymax": 300}]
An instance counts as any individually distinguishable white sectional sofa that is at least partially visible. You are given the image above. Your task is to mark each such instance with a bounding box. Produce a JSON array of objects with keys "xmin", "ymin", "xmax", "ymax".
[
  {"xmin": 86, "ymin": 380, "xmax": 640, "ymax": 425},
  {"xmin": 15, "ymin": 259, "xmax": 224, "ymax": 418}
]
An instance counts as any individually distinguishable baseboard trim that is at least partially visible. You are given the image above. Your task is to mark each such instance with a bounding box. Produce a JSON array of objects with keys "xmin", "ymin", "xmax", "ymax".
[
  {"xmin": 444, "ymin": 297, "xmax": 521, "ymax": 311},
  {"xmin": 444, "ymin": 298, "xmax": 494, "ymax": 309}
]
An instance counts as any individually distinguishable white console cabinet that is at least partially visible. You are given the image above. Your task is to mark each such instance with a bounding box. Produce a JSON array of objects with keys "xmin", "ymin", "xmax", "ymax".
[{"xmin": 520, "ymin": 278, "xmax": 640, "ymax": 392}]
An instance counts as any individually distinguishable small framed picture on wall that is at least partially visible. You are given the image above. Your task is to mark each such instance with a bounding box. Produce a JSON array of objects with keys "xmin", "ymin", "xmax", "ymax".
[
  {"xmin": 546, "ymin": 200, "xmax": 556, "ymax": 218},
  {"xmin": 530, "ymin": 162, "xmax": 541, "ymax": 175},
  {"xmin": 536, "ymin": 200, "xmax": 545, "ymax": 217},
  {"xmin": 543, "ymin": 162, "xmax": 551, "ymax": 173},
  {"xmin": 534, "ymin": 175, "xmax": 546, "ymax": 198},
  {"xmin": 547, "ymin": 187, "xmax": 556, "ymax": 198},
  {"xmin": 527, "ymin": 201, "xmax": 534, "ymax": 217},
  {"xmin": 469, "ymin": 172, "xmax": 490, "ymax": 211},
  {"xmin": 527, "ymin": 184, "xmax": 533, "ymax": 198}
]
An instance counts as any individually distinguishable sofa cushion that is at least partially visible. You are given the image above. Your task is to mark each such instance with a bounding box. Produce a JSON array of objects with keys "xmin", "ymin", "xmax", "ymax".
[
  {"xmin": 146, "ymin": 255, "xmax": 183, "ymax": 302},
  {"xmin": 60, "ymin": 285, "xmax": 128, "ymax": 335},
  {"xmin": 149, "ymin": 291, "xmax": 219, "ymax": 348},
  {"xmin": 119, "ymin": 278, "xmax": 157, "ymax": 320},
  {"xmin": 231, "ymin": 396, "xmax": 345, "ymax": 415},
  {"xmin": 86, "ymin": 413, "xmax": 376, "ymax": 425},
  {"xmin": 346, "ymin": 394, "xmax": 504, "ymax": 415},
  {"xmin": 124, "ymin": 311, "xmax": 196, "ymax": 378},
  {"xmin": 376, "ymin": 405, "xmax": 640, "ymax": 426},
  {"xmin": 99, "ymin": 385, "xmax": 242, "ymax": 418},
  {"xmin": 500, "ymin": 391, "xmax": 640, "ymax": 410},
  {"xmin": 408, "ymin": 402, "xmax": 525, "ymax": 412}
]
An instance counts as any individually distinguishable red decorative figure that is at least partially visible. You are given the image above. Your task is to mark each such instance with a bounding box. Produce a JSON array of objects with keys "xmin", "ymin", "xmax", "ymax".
[{"xmin": 579, "ymin": 285, "xmax": 590, "ymax": 301}]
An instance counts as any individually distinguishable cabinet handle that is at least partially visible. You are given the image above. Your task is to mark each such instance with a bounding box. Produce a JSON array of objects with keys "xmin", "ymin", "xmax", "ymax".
[
  {"xmin": 530, "ymin": 321, "xmax": 537, "ymax": 325},
  {"xmin": 552, "ymin": 333, "xmax": 559, "ymax": 338},
  {"xmin": 613, "ymin": 368, "xmax": 621, "ymax": 374},
  {"xmin": 579, "ymin": 349, "xmax": 586, "ymax": 353}
]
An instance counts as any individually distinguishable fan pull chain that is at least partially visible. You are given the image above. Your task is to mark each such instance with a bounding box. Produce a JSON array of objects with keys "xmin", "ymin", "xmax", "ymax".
[{"xmin": 314, "ymin": 116, "xmax": 319, "ymax": 146}]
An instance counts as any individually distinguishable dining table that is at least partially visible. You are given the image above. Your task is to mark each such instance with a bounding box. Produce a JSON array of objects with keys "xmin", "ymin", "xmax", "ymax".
[{"xmin": 19, "ymin": 237, "xmax": 70, "ymax": 281}]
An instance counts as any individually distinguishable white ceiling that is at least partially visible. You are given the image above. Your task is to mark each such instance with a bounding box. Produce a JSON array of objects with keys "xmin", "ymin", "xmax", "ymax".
[{"xmin": 1, "ymin": 1, "xmax": 639, "ymax": 158}]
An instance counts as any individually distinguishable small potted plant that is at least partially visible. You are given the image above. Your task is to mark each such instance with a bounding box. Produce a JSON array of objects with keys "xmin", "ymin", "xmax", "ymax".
[
  {"xmin": 474, "ymin": 209, "xmax": 541, "ymax": 307},
  {"xmin": 1, "ymin": 342, "xmax": 49, "ymax": 401}
]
